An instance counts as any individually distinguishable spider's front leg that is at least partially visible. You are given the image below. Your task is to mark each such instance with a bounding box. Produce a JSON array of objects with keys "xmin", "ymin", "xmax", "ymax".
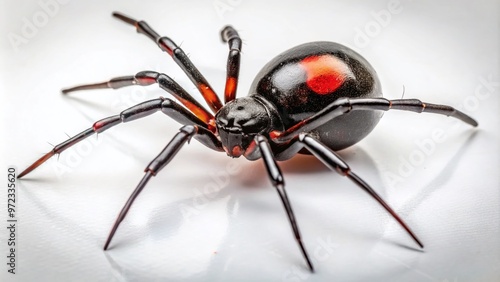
[
  {"xmin": 255, "ymin": 135, "xmax": 314, "ymax": 272},
  {"xmin": 112, "ymin": 12, "xmax": 224, "ymax": 113},
  {"xmin": 18, "ymin": 97, "xmax": 222, "ymax": 178},
  {"xmin": 104, "ymin": 124, "xmax": 201, "ymax": 250},
  {"xmin": 65, "ymin": 12, "xmax": 244, "ymax": 112}
]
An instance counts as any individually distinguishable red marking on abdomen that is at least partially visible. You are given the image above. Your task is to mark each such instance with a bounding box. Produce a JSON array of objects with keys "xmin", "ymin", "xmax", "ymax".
[{"xmin": 300, "ymin": 55, "xmax": 353, "ymax": 95}]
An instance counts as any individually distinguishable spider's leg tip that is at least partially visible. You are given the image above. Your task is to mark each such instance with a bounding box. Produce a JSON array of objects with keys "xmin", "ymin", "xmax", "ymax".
[
  {"xmin": 18, "ymin": 151, "xmax": 55, "ymax": 179},
  {"xmin": 404, "ymin": 231, "xmax": 426, "ymax": 251},
  {"xmin": 112, "ymin": 12, "xmax": 138, "ymax": 26},
  {"xmin": 111, "ymin": 11, "xmax": 123, "ymax": 17},
  {"xmin": 463, "ymin": 115, "xmax": 478, "ymax": 127},
  {"xmin": 18, "ymin": 165, "xmax": 35, "ymax": 179},
  {"xmin": 61, "ymin": 86, "xmax": 81, "ymax": 94},
  {"xmin": 103, "ymin": 239, "xmax": 112, "ymax": 251},
  {"xmin": 17, "ymin": 170, "xmax": 27, "ymax": 179},
  {"xmin": 418, "ymin": 241, "xmax": 424, "ymax": 249}
]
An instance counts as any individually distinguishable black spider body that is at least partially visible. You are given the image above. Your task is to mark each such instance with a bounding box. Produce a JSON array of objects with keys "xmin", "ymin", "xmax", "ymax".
[{"xmin": 19, "ymin": 12, "xmax": 478, "ymax": 272}]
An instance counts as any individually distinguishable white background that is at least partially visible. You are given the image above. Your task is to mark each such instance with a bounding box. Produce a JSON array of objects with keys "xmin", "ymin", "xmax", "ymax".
[{"xmin": 1, "ymin": 0, "xmax": 499, "ymax": 281}]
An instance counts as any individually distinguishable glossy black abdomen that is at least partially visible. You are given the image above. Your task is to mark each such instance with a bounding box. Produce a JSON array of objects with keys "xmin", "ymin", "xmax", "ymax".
[{"xmin": 249, "ymin": 41, "xmax": 383, "ymax": 151}]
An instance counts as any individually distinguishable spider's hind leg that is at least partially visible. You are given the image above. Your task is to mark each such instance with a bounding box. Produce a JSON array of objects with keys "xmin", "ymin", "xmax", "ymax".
[{"xmin": 272, "ymin": 97, "xmax": 478, "ymax": 144}]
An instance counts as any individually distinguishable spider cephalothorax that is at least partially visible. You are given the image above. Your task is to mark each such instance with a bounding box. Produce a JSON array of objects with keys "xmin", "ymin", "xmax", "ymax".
[{"xmin": 216, "ymin": 97, "xmax": 274, "ymax": 157}]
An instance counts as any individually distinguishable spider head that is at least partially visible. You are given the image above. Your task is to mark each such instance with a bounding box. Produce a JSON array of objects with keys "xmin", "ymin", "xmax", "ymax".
[{"xmin": 216, "ymin": 97, "xmax": 271, "ymax": 158}]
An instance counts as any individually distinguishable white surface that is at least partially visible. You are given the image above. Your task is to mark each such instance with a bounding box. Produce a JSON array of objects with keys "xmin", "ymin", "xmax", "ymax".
[{"xmin": 1, "ymin": 0, "xmax": 499, "ymax": 281}]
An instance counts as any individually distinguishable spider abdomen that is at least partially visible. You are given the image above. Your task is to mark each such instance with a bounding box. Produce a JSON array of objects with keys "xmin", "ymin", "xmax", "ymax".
[{"xmin": 250, "ymin": 41, "xmax": 384, "ymax": 150}]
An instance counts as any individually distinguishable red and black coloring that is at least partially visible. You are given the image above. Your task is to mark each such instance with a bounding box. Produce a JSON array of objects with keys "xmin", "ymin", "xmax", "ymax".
[{"xmin": 19, "ymin": 12, "xmax": 478, "ymax": 272}]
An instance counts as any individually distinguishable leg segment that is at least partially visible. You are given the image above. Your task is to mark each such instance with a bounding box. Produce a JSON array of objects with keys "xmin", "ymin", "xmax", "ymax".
[
  {"xmin": 299, "ymin": 134, "xmax": 424, "ymax": 248},
  {"xmin": 112, "ymin": 12, "xmax": 223, "ymax": 113},
  {"xmin": 104, "ymin": 125, "xmax": 197, "ymax": 250},
  {"xmin": 18, "ymin": 98, "xmax": 222, "ymax": 178},
  {"xmin": 255, "ymin": 135, "xmax": 314, "ymax": 272},
  {"xmin": 62, "ymin": 71, "xmax": 215, "ymax": 128},
  {"xmin": 272, "ymin": 97, "xmax": 478, "ymax": 143},
  {"xmin": 220, "ymin": 26, "xmax": 242, "ymax": 104}
]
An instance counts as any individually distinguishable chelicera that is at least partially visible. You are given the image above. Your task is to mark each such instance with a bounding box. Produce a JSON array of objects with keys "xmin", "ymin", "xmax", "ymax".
[{"xmin": 19, "ymin": 12, "xmax": 478, "ymax": 272}]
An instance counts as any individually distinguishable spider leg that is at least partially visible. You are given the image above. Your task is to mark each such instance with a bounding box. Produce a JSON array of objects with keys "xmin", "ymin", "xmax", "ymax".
[
  {"xmin": 112, "ymin": 12, "xmax": 223, "ymax": 113},
  {"xmin": 220, "ymin": 26, "xmax": 242, "ymax": 104},
  {"xmin": 255, "ymin": 135, "xmax": 314, "ymax": 272},
  {"xmin": 298, "ymin": 133, "xmax": 424, "ymax": 249},
  {"xmin": 104, "ymin": 125, "xmax": 197, "ymax": 250},
  {"xmin": 272, "ymin": 97, "xmax": 478, "ymax": 143},
  {"xmin": 18, "ymin": 98, "xmax": 222, "ymax": 178},
  {"xmin": 62, "ymin": 71, "xmax": 215, "ymax": 128}
]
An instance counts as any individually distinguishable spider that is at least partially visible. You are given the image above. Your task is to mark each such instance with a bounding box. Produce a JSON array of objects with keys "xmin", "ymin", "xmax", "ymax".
[{"xmin": 19, "ymin": 12, "xmax": 478, "ymax": 272}]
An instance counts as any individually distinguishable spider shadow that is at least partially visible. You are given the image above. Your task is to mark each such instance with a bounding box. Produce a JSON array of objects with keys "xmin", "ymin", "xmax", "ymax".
[
  {"xmin": 396, "ymin": 130, "xmax": 480, "ymax": 219},
  {"xmin": 239, "ymin": 145, "xmax": 386, "ymax": 199},
  {"xmin": 103, "ymin": 177, "xmax": 239, "ymax": 280},
  {"xmin": 367, "ymin": 129, "xmax": 479, "ymax": 252},
  {"xmin": 63, "ymin": 95, "xmax": 115, "ymax": 114},
  {"xmin": 17, "ymin": 180, "xmax": 106, "ymax": 249},
  {"xmin": 101, "ymin": 148, "xmax": 379, "ymax": 278},
  {"xmin": 278, "ymin": 153, "xmax": 331, "ymax": 174}
]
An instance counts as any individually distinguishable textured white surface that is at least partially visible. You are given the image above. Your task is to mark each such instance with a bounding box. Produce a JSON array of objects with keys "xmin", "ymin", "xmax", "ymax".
[{"xmin": 1, "ymin": 0, "xmax": 499, "ymax": 281}]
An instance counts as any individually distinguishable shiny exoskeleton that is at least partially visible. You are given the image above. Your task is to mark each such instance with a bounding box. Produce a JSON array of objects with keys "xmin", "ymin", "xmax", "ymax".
[
  {"xmin": 19, "ymin": 12, "xmax": 478, "ymax": 272},
  {"xmin": 240, "ymin": 41, "xmax": 384, "ymax": 161}
]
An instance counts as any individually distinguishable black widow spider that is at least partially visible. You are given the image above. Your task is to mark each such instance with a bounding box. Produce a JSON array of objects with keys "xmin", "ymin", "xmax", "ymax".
[{"xmin": 19, "ymin": 12, "xmax": 478, "ymax": 272}]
